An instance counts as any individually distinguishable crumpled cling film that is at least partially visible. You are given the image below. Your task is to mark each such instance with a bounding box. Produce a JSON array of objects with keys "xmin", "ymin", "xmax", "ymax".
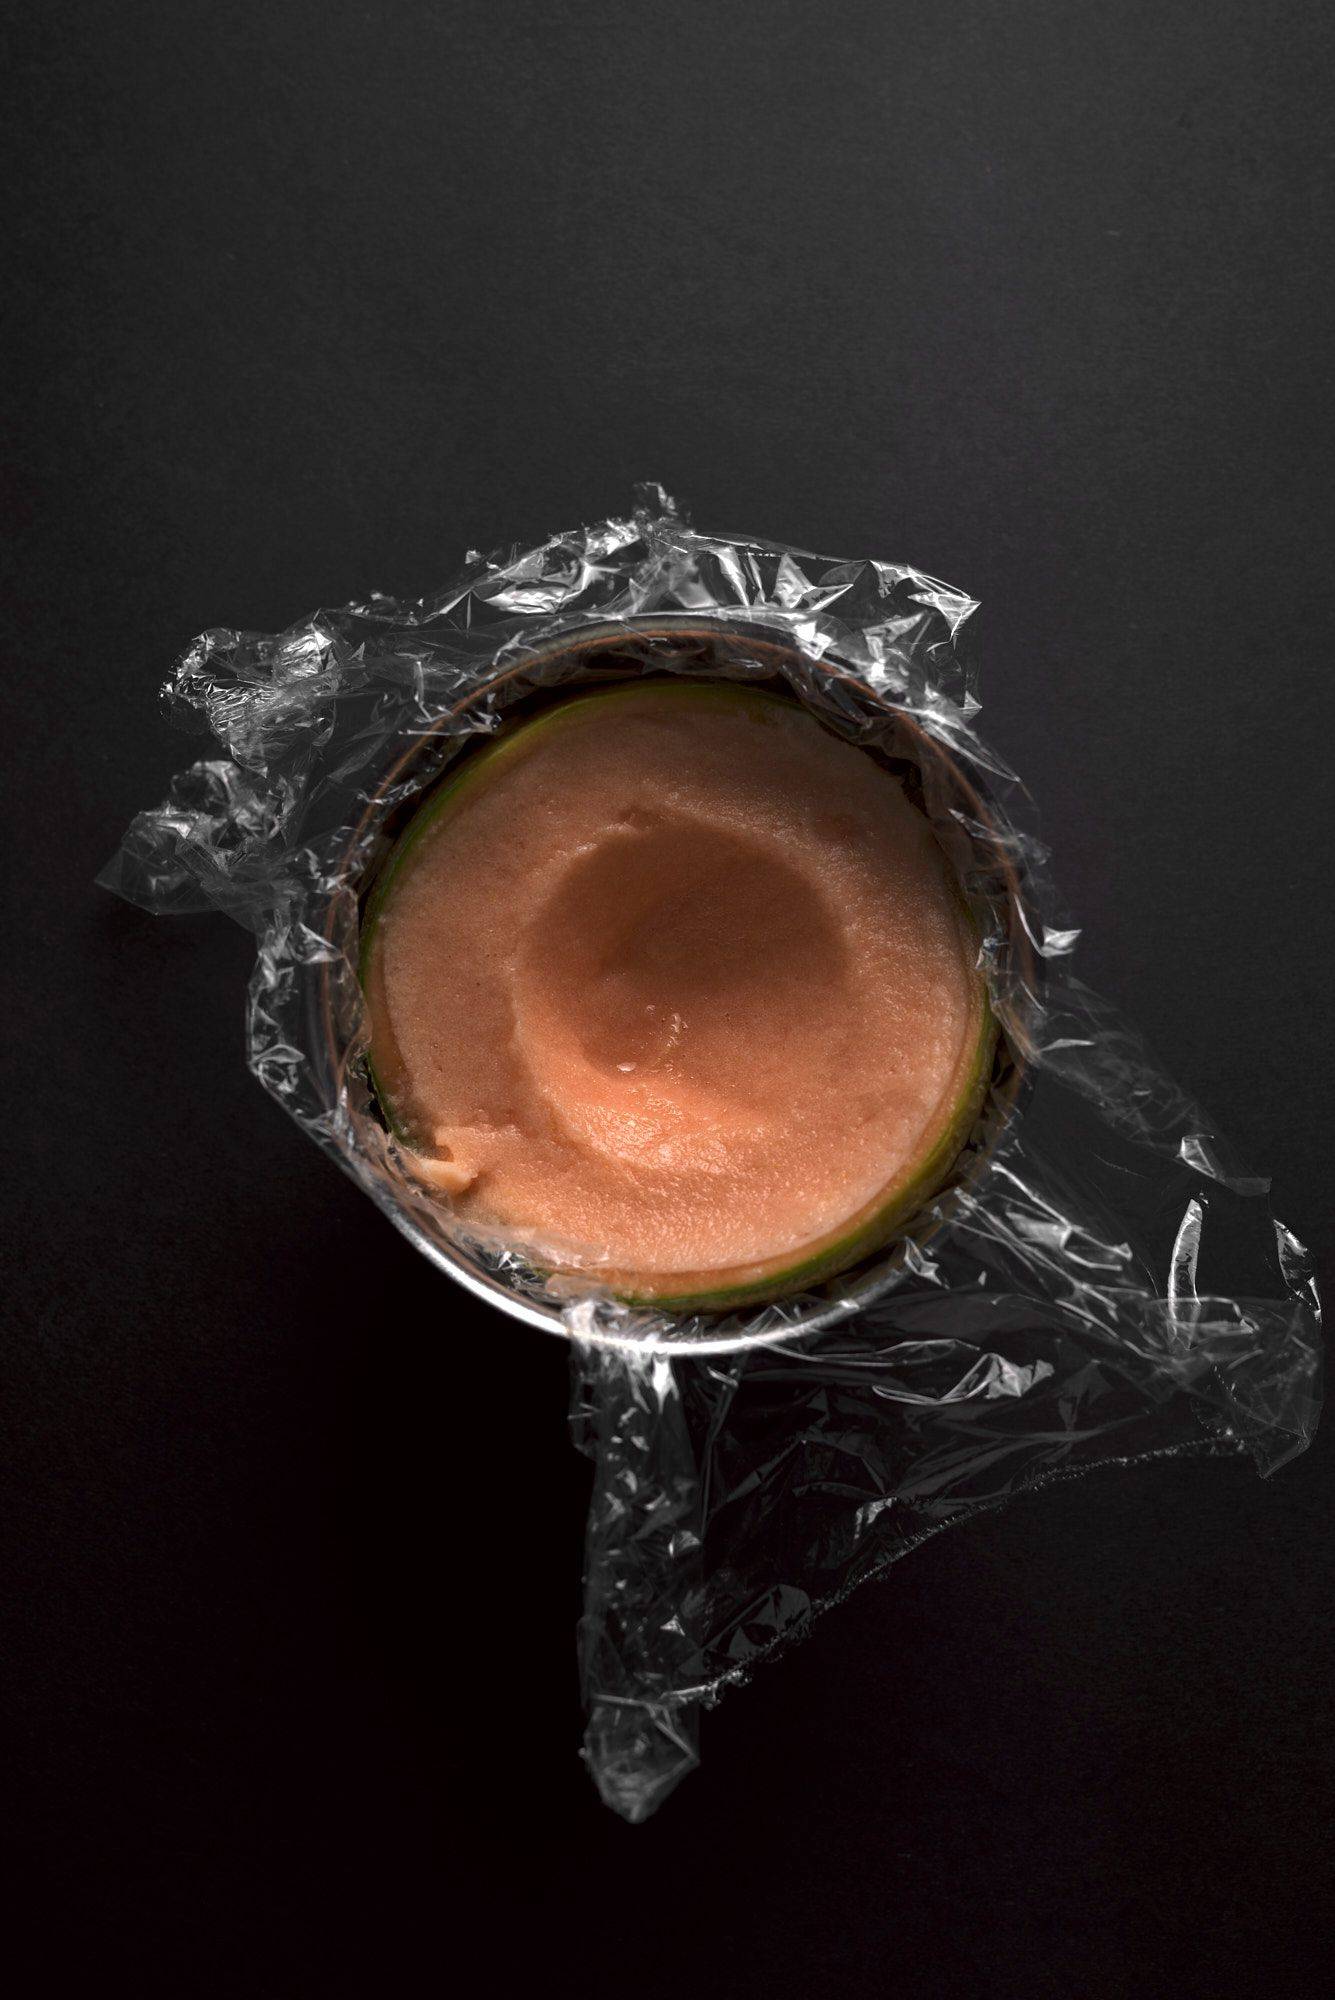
[{"xmin": 102, "ymin": 485, "xmax": 1322, "ymax": 1822}]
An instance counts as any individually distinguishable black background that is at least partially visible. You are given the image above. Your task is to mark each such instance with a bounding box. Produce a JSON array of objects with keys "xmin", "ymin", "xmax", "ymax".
[{"xmin": 5, "ymin": 3, "xmax": 1334, "ymax": 1994}]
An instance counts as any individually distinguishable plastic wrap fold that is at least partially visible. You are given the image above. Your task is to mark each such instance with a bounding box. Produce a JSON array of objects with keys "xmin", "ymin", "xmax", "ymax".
[{"xmin": 101, "ymin": 486, "xmax": 1322, "ymax": 1822}]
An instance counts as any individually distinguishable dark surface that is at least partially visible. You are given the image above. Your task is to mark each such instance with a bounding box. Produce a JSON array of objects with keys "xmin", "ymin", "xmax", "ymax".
[{"xmin": 4, "ymin": 3, "xmax": 1334, "ymax": 1994}]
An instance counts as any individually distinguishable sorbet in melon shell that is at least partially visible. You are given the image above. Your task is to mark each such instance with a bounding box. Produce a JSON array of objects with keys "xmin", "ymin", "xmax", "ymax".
[{"xmin": 361, "ymin": 681, "xmax": 994, "ymax": 1308}]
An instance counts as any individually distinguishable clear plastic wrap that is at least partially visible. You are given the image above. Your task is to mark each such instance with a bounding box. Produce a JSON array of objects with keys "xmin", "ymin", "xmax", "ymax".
[{"xmin": 101, "ymin": 486, "xmax": 1322, "ymax": 1820}]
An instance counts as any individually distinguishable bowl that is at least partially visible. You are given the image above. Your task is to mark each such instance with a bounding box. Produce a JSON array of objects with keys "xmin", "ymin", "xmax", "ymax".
[{"xmin": 314, "ymin": 614, "xmax": 1035, "ymax": 1353}]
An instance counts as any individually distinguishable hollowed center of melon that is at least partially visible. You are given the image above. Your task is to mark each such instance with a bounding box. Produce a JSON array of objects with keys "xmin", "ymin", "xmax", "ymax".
[{"xmin": 517, "ymin": 815, "xmax": 850, "ymax": 1137}]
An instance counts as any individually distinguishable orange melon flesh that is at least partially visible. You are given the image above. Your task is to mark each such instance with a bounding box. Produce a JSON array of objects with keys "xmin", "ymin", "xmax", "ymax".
[{"xmin": 362, "ymin": 682, "xmax": 993, "ymax": 1308}]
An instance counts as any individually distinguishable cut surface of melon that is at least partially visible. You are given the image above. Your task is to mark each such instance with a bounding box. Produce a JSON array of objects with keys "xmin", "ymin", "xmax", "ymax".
[{"xmin": 362, "ymin": 681, "xmax": 994, "ymax": 1307}]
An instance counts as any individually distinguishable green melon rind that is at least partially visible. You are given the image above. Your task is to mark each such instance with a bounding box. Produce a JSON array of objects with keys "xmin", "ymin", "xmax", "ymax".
[{"xmin": 360, "ymin": 678, "xmax": 996, "ymax": 1313}]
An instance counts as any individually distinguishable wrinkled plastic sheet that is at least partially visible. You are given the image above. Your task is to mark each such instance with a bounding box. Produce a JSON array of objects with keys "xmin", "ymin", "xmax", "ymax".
[{"xmin": 101, "ymin": 486, "xmax": 1322, "ymax": 1822}]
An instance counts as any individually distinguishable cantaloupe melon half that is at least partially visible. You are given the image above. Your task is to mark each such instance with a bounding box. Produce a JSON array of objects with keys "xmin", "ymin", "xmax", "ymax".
[{"xmin": 361, "ymin": 680, "xmax": 995, "ymax": 1311}]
